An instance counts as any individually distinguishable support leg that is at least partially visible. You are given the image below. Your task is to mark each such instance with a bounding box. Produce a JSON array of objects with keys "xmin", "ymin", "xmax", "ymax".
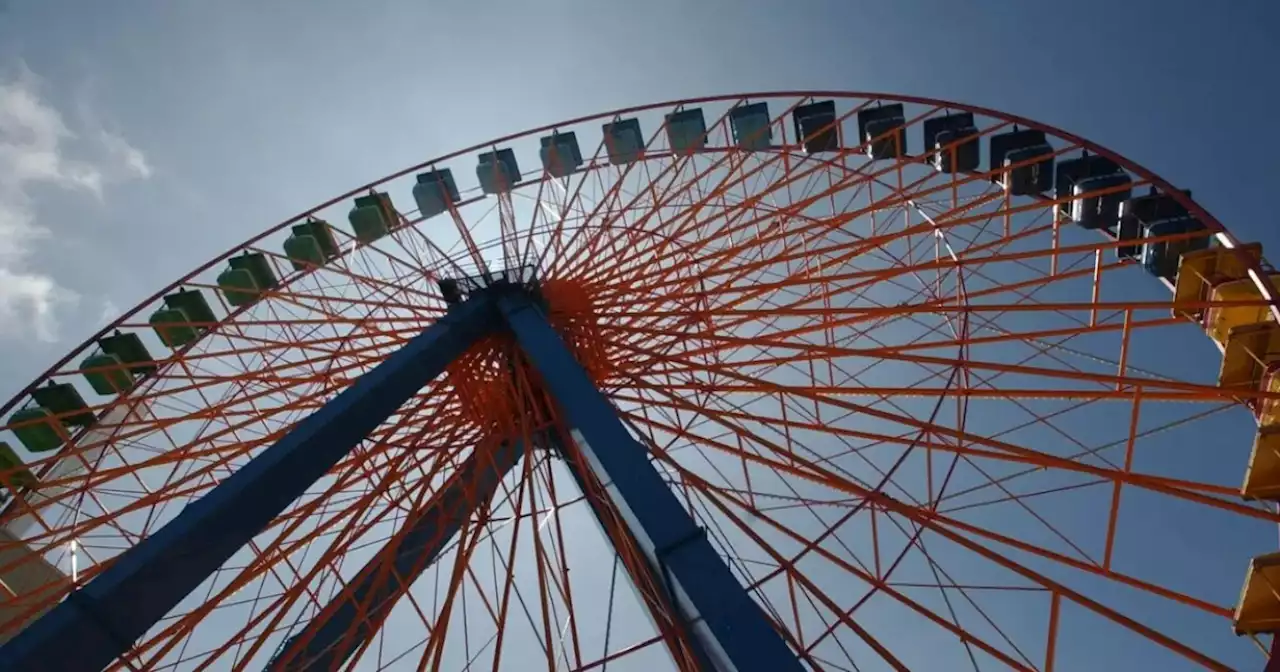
[
  {"xmin": 0, "ymin": 298, "xmax": 498, "ymax": 672},
  {"xmin": 499, "ymin": 295, "xmax": 802, "ymax": 672},
  {"xmin": 268, "ymin": 440, "xmax": 524, "ymax": 671},
  {"xmin": 548, "ymin": 432, "xmax": 714, "ymax": 670}
]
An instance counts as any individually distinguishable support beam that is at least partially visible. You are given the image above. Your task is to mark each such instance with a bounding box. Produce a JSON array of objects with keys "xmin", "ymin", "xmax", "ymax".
[
  {"xmin": 0, "ymin": 297, "xmax": 498, "ymax": 672},
  {"xmin": 498, "ymin": 295, "xmax": 803, "ymax": 672},
  {"xmin": 268, "ymin": 440, "xmax": 524, "ymax": 670},
  {"xmin": 0, "ymin": 527, "xmax": 66, "ymax": 644},
  {"xmin": 548, "ymin": 433, "xmax": 715, "ymax": 670}
]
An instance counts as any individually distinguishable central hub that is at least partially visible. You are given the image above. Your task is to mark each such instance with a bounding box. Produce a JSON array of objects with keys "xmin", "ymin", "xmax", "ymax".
[
  {"xmin": 437, "ymin": 268, "xmax": 616, "ymax": 432},
  {"xmin": 436, "ymin": 265, "xmax": 542, "ymax": 307}
]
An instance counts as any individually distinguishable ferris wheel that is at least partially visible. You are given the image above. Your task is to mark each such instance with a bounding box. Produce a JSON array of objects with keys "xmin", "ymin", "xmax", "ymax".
[{"xmin": 0, "ymin": 91, "xmax": 1278, "ymax": 671}]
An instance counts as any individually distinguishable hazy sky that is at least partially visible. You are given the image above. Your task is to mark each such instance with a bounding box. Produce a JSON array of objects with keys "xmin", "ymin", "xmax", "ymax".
[
  {"xmin": 1, "ymin": 1, "xmax": 1279, "ymax": 669},
  {"xmin": 1, "ymin": 0, "xmax": 1278, "ymax": 385}
]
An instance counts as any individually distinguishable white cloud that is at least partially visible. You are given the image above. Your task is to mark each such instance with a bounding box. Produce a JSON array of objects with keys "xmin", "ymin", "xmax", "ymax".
[
  {"xmin": 0, "ymin": 268, "xmax": 76, "ymax": 343},
  {"xmin": 100, "ymin": 130, "xmax": 151, "ymax": 180},
  {"xmin": 97, "ymin": 298, "xmax": 120, "ymax": 327},
  {"xmin": 0, "ymin": 64, "xmax": 150, "ymax": 343}
]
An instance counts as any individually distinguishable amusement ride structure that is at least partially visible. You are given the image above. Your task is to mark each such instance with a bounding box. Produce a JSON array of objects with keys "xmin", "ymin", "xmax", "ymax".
[{"xmin": 0, "ymin": 92, "xmax": 1278, "ymax": 670}]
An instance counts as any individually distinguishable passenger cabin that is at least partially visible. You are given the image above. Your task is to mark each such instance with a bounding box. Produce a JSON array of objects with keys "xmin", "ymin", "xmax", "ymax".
[
  {"xmin": 99, "ymin": 331, "xmax": 156, "ymax": 377},
  {"xmin": 217, "ymin": 252, "xmax": 280, "ymax": 309},
  {"xmin": 8, "ymin": 405, "xmax": 65, "ymax": 453},
  {"xmin": 9, "ymin": 380, "xmax": 94, "ymax": 454},
  {"xmin": 477, "ymin": 149, "xmax": 521, "ymax": 195},
  {"xmin": 1116, "ymin": 190, "xmax": 1192, "ymax": 261},
  {"xmin": 665, "ymin": 108, "xmax": 707, "ymax": 154},
  {"xmin": 412, "ymin": 169, "xmax": 461, "ymax": 220},
  {"xmin": 283, "ymin": 219, "xmax": 339, "ymax": 271},
  {"xmin": 80, "ymin": 349, "xmax": 133, "ymax": 396},
  {"xmin": 1071, "ymin": 174, "xmax": 1132, "ymax": 233},
  {"xmin": 1205, "ymin": 273, "xmax": 1280, "ymax": 347},
  {"xmin": 603, "ymin": 118, "xmax": 644, "ymax": 166},
  {"xmin": 792, "ymin": 100, "xmax": 839, "ymax": 154},
  {"xmin": 1259, "ymin": 369, "xmax": 1280, "ymax": 430},
  {"xmin": 730, "ymin": 102, "xmax": 772, "ymax": 151},
  {"xmin": 150, "ymin": 288, "xmax": 217, "ymax": 349},
  {"xmin": 1172, "ymin": 244, "xmax": 1261, "ymax": 321},
  {"xmin": 1235, "ymin": 551, "xmax": 1280, "ymax": 634},
  {"xmin": 990, "ymin": 129, "xmax": 1053, "ymax": 196},
  {"xmin": 858, "ymin": 104, "xmax": 907, "ymax": 161},
  {"xmin": 82, "ymin": 331, "xmax": 156, "ymax": 396},
  {"xmin": 0, "ymin": 442, "xmax": 36, "ymax": 497},
  {"xmin": 31, "ymin": 381, "xmax": 95, "ymax": 429},
  {"xmin": 1056, "ymin": 154, "xmax": 1129, "ymax": 231},
  {"xmin": 1141, "ymin": 215, "xmax": 1209, "ymax": 281},
  {"xmin": 923, "ymin": 113, "xmax": 979, "ymax": 174},
  {"xmin": 1244, "ymin": 427, "xmax": 1280, "ymax": 501},
  {"xmin": 349, "ymin": 192, "xmax": 397, "ymax": 244},
  {"xmin": 1218, "ymin": 323, "xmax": 1280, "ymax": 390},
  {"xmin": 539, "ymin": 132, "xmax": 584, "ymax": 178}
]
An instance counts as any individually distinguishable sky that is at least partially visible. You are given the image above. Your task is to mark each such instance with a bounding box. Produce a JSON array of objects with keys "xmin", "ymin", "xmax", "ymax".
[
  {"xmin": 2, "ymin": 0, "xmax": 1280, "ymax": 669},
  {"xmin": 1, "ymin": 0, "xmax": 1278, "ymax": 382}
]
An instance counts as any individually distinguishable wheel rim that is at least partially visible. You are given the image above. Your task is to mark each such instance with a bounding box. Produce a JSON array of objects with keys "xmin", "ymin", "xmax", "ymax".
[{"xmin": 0, "ymin": 92, "xmax": 1272, "ymax": 670}]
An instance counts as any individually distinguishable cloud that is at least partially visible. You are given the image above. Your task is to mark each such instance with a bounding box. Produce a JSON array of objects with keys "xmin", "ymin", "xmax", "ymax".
[
  {"xmin": 0, "ymin": 64, "xmax": 150, "ymax": 343},
  {"xmin": 100, "ymin": 130, "xmax": 151, "ymax": 180},
  {"xmin": 0, "ymin": 268, "xmax": 75, "ymax": 343},
  {"xmin": 97, "ymin": 298, "xmax": 120, "ymax": 327}
]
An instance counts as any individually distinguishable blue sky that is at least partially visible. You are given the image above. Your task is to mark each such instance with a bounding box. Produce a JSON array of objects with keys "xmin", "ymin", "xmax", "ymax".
[
  {"xmin": 2, "ymin": 1, "xmax": 1280, "ymax": 669},
  {"xmin": 1, "ymin": 0, "xmax": 1278, "ymax": 379}
]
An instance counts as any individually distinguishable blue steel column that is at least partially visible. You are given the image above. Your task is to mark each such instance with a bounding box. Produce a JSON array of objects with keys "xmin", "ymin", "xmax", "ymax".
[
  {"xmin": 268, "ymin": 440, "xmax": 524, "ymax": 670},
  {"xmin": 546, "ymin": 432, "xmax": 716, "ymax": 670},
  {"xmin": 0, "ymin": 297, "xmax": 499, "ymax": 672},
  {"xmin": 498, "ymin": 294, "xmax": 803, "ymax": 672}
]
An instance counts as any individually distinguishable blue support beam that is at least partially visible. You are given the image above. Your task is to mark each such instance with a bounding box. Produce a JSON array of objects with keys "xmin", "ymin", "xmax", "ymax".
[
  {"xmin": 545, "ymin": 433, "xmax": 716, "ymax": 670},
  {"xmin": 0, "ymin": 297, "xmax": 499, "ymax": 672},
  {"xmin": 498, "ymin": 295, "xmax": 803, "ymax": 672},
  {"xmin": 268, "ymin": 440, "xmax": 524, "ymax": 670}
]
